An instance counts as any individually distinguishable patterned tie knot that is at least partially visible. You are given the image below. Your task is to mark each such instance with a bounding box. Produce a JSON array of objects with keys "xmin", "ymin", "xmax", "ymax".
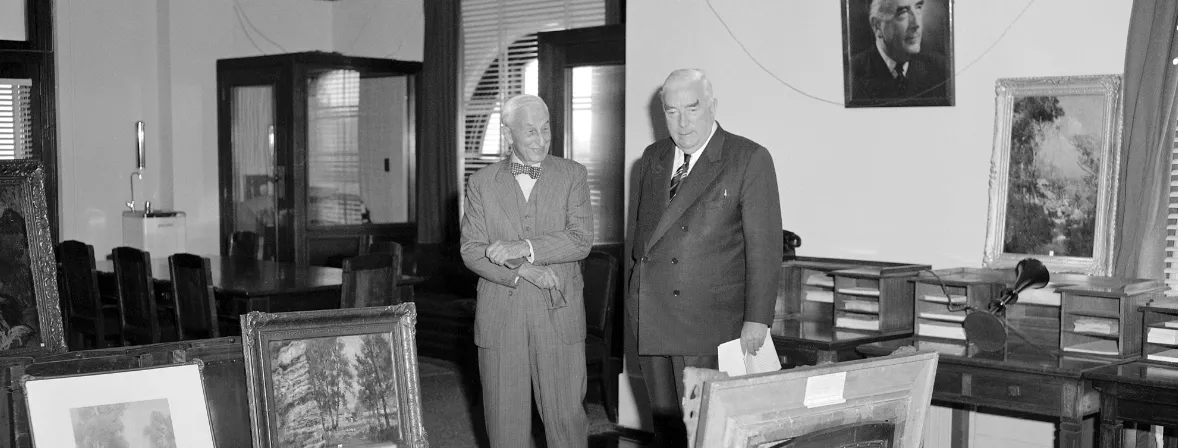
[{"xmin": 510, "ymin": 163, "xmax": 542, "ymax": 179}]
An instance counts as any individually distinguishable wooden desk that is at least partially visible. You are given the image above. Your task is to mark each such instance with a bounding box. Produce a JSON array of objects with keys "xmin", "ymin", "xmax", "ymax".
[
  {"xmin": 1086, "ymin": 361, "xmax": 1178, "ymax": 448},
  {"xmin": 771, "ymin": 317, "xmax": 911, "ymax": 366},
  {"xmin": 859, "ymin": 337, "xmax": 1119, "ymax": 448}
]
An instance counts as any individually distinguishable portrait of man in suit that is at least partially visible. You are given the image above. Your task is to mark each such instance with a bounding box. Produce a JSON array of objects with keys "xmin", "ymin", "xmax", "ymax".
[
  {"xmin": 626, "ymin": 69, "xmax": 783, "ymax": 445},
  {"xmin": 842, "ymin": 0, "xmax": 955, "ymax": 107},
  {"xmin": 459, "ymin": 94, "xmax": 594, "ymax": 448}
]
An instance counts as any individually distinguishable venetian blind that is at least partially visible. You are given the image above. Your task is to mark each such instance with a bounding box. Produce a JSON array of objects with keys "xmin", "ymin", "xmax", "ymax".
[
  {"xmin": 461, "ymin": 0, "xmax": 605, "ymax": 186},
  {"xmin": 1166, "ymin": 111, "xmax": 1178, "ymax": 290},
  {"xmin": 0, "ymin": 79, "xmax": 32, "ymax": 160}
]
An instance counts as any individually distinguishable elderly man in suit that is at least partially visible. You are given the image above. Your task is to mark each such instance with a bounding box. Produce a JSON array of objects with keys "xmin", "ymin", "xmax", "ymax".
[
  {"xmin": 627, "ymin": 68, "xmax": 783, "ymax": 445},
  {"xmin": 460, "ymin": 93, "xmax": 594, "ymax": 448},
  {"xmin": 850, "ymin": 0, "xmax": 948, "ymax": 103}
]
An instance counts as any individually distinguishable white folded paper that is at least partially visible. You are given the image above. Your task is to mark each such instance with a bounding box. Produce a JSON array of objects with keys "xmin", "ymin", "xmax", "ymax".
[{"xmin": 717, "ymin": 336, "xmax": 782, "ymax": 377}]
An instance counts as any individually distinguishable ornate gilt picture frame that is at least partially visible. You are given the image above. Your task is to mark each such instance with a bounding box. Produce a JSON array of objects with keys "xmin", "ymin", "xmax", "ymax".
[
  {"xmin": 241, "ymin": 303, "xmax": 427, "ymax": 448},
  {"xmin": 983, "ymin": 74, "xmax": 1124, "ymax": 275},
  {"xmin": 0, "ymin": 160, "xmax": 65, "ymax": 355}
]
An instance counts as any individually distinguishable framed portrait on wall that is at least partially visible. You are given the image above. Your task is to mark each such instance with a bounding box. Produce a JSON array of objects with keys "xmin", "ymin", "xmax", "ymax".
[{"xmin": 840, "ymin": 0, "xmax": 955, "ymax": 108}]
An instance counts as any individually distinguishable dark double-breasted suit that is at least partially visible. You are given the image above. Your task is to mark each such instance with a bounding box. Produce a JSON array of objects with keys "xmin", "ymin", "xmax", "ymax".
[
  {"xmin": 460, "ymin": 155, "xmax": 594, "ymax": 448},
  {"xmin": 627, "ymin": 124, "xmax": 783, "ymax": 356}
]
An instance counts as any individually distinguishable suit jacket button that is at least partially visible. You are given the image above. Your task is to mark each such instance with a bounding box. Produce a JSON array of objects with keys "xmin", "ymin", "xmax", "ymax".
[
  {"xmin": 671, "ymin": 258, "xmax": 679, "ymax": 264},
  {"xmin": 681, "ymin": 225, "xmax": 688, "ymax": 231},
  {"xmin": 642, "ymin": 257, "xmax": 650, "ymax": 262},
  {"xmin": 673, "ymin": 290, "xmax": 680, "ymax": 296}
]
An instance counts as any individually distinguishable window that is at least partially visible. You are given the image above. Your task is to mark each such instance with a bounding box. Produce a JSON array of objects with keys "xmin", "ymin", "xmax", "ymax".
[
  {"xmin": 0, "ymin": 78, "xmax": 31, "ymax": 160},
  {"xmin": 460, "ymin": 0, "xmax": 604, "ymax": 186},
  {"xmin": 1165, "ymin": 110, "xmax": 1178, "ymax": 290}
]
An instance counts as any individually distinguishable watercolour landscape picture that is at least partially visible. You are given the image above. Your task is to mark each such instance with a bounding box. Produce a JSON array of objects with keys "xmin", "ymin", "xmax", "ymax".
[
  {"xmin": 269, "ymin": 334, "xmax": 402, "ymax": 448},
  {"xmin": 70, "ymin": 398, "xmax": 178, "ymax": 448}
]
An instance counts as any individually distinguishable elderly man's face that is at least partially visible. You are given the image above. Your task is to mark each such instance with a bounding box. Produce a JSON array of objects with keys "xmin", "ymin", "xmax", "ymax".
[
  {"xmin": 504, "ymin": 103, "xmax": 551, "ymax": 165},
  {"xmin": 662, "ymin": 81, "xmax": 716, "ymax": 152},
  {"xmin": 873, "ymin": 0, "xmax": 924, "ymax": 62}
]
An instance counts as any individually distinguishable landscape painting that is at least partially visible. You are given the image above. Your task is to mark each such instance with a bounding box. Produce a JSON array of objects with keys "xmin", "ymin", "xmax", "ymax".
[
  {"xmin": 984, "ymin": 75, "xmax": 1123, "ymax": 275},
  {"xmin": 0, "ymin": 161, "xmax": 65, "ymax": 355},
  {"xmin": 269, "ymin": 334, "xmax": 401, "ymax": 447},
  {"xmin": 70, "ymin": 398, "xmax": 177, "ymax": 448},
  {"xmin": 241, "ymin": 304, "xmax": 426, "ymax": 448}
]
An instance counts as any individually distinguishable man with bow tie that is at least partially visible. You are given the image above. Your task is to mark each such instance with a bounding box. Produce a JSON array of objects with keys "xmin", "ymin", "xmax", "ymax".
[
  {"xmin": 627, "ymin": 69, "xmax": 782, "ymax": 445},
  {"xmin": 460, "ymin": 93, "xmax": 594, "ymax": 448}
]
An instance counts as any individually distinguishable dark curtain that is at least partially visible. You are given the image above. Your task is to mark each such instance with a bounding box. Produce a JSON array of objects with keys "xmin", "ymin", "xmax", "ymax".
[
  {"xmin": 417, "ymin": 0, "xmax": 462, "ymax": 245},
  {"xmin": 1111, "ymin": 0, "xmax": 1178, "ymax": 280}
]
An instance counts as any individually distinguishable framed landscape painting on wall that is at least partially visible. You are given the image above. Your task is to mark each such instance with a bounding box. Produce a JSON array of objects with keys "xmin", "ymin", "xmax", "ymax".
[
  {"xmin": 241, "ymin": 303, "xmax": 427, "ymax": 448},
  {"xmin": 983, "ymin": 74, "xmax": 1124, "ymax": 276}
]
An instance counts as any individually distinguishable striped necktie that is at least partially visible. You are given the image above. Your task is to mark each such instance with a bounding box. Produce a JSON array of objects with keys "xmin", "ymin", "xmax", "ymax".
[{"xmin": 669, "ymin": 153, "xmax": 691, "ymax": 200}]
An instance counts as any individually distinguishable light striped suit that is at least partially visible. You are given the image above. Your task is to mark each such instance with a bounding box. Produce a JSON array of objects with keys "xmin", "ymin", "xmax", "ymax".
[{"xmin": 460, "ymin": 155, "xmax": 594, "ymax": 448}]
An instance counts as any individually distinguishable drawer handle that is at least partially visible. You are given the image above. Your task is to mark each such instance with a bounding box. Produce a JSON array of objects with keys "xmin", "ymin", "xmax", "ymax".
[{"xmin": 1008, "ymin": 385, "xmax": 1020, "ymax": 397}]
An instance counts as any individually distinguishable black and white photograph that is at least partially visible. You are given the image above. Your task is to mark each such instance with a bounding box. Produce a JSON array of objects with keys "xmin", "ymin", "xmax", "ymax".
[
  {"xmin": 840, "ymin": 0, "xmax": 955, "ymax": 107},
  {"xmin": 269, "ymin": 334, "xmax": 402, "ymax": 448},
  {"xmin": 70, "ymin": 398, "xmax": 177, "ymax": 448}
]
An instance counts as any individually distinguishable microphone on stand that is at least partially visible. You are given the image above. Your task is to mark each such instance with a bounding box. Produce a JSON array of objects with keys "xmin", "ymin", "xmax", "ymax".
[{"xmin": 962, "ymin": 258, "xmax": 1050, "ymax": 352}]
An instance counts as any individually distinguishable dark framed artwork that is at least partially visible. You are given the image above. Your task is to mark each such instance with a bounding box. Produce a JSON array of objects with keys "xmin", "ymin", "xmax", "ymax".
[
  {"xmin": 840, "ymin": 0, "xmax": 955, "ymax": 107},
  {"xmin": 241, "ymin": 303, "xmax": 427, "ymax": 448},
  {"xmin": 0, "ymin": 160, "xmax": 64, "ymax": 355},
  {"xmin": 983, "ymin": 75, "xmax": 1124, "ymax": 275}
]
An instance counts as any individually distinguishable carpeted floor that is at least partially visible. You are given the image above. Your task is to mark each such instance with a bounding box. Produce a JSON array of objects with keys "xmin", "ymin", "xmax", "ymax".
[{"xmin": 418, "ymin": 356, "xmax": 616, "ymax": 447}]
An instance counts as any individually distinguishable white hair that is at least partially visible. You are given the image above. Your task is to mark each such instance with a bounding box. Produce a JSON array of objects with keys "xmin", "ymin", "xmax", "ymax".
[
  {"xmin": 869, "ymin": 0, "xmax": 892, "ymax": 24},
  {"xmin": 660, "ymin": 68, "xmax": 714, "ymax": 103},
  {"xmin": 501, "ymin": 94, "xmax": 548, "ymax": 129}
]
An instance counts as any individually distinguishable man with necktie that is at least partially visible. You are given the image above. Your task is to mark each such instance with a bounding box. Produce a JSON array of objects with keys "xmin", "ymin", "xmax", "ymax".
[
  {"xmin": 849, "ymin": 0, "xmax": 948, "ymax": 105},
  {"xmin": 460, "ymin": 93, "xmax": 594, "ymax": 448},
  {"xmin": 627, "ymin": 69, "xmax": 783, "ymax": 445}
]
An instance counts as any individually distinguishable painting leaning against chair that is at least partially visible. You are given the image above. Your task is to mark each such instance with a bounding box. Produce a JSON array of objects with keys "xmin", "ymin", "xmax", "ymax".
[{"xmin": 0, "ymin": 205, "xmax": 38, "ymax": 349}]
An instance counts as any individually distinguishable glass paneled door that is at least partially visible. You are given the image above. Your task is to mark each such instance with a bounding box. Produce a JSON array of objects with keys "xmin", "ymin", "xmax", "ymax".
[{"xmin": 219, "ymin": 71, "xmax": 290, "ymax": 262}]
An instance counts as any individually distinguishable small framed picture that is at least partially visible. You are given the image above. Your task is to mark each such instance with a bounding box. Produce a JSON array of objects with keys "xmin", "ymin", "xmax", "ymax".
[
  {"xmin": 841, "ymin": 0, "xmax": 955, "ymax": 107},
  {"xmin": 241, "ymin": 303, "xmax": 427, "ymax": 448},
  {"xmin": 23, "ymin": 362, "xmax": 216, "ymax": 448}
]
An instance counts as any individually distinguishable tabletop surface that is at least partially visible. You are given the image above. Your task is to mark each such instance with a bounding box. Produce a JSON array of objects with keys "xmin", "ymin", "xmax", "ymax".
[
  {"xmin": 1085, "ymin": 360, "xmax": 1178, "ymax": 389},
  {"xmin": 770, "ymin": 317, "xmax": 913, "ymax": 349},
  {"xmin": 859, "ymin": 336, "xmax": 1123, "ymax": 377},
  {"xmin": 97, "ymin": 256, "xmax": 346, "ymax": 296}
]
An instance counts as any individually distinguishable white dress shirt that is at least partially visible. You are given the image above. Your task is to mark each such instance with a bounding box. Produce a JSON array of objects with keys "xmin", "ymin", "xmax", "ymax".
[{"xmin": 673, "ymin": 122, "xmax": 719, "ymax": 176}]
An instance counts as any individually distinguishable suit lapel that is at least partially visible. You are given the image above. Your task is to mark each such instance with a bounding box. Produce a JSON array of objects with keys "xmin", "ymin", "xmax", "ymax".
[
  {"xmin": 494, "ymin": 161, "xmax": 525, "ymax": 237},
  {"xmin": 644, "ymin": 127, "xmax": 729, "ymax": 252}
]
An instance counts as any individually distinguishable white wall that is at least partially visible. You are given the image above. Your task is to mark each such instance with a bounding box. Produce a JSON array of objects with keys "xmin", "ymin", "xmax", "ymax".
[
  {"xmin": 56, "ymin": 0, "xmax": 424, "ymax": 257},
  {"xmin": 624, "ymin": 0, "xmax": 1131, "ymax": 444}
]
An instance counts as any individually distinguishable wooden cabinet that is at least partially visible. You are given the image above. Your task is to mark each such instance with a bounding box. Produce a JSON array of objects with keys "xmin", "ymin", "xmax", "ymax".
[{"xmin": 216, "ymin": 52, "xmax": 422, "ymax": 266}]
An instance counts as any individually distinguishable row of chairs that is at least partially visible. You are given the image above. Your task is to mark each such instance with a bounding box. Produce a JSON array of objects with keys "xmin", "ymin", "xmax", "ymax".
[{"xmin": 56, "ymin": 241, "xmax": 219, "ymax": 350}]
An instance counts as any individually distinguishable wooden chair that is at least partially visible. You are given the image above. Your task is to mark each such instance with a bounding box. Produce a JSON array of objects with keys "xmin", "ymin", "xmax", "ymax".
[
  {"xmin": 340, "ymin": 253, "xmax": 399, "ymax": 308},
  {"xmin": 228, "ymin": 230, "xmax": 261, "ymax": 260},
  {"xmin": 582, "ymin": 251, "xmax": 619, "ymax": 422},
  {"xmin": 168, "ymin": 253, "xmax": 220, "ymax": 340},
  {"xmin": 112, "ymin": 246, "xmax": 178, "ymax": 345},
  {"xmin": 55, "ymin": 240, "xmax": 122, "ymax": 349}
]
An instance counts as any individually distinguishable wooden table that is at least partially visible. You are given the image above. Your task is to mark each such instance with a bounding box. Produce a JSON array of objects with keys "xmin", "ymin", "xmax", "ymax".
[
  {"xmin": 859, "ymin": 337, "xmax": 1121, "ymax": 448},
  {"xmin": 96, "ymin": 257, "xmax": 423, "ymax": 333},
  {"xmin": 1086, "ymin": 360, "xmax": 1178, "ymax": 448},
  {"xmin": 770, "ymin": 316, "xmax": 912, "ymax": 366}
]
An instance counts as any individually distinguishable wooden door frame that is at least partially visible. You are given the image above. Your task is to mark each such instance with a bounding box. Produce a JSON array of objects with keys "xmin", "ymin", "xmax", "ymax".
[{"xmin": 537, "ymin": 25, "xmax": 625, "ymax": 159}]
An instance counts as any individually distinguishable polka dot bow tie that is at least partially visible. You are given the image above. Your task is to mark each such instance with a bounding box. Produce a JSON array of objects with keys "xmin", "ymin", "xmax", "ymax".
[{"xmin": 510, "ymin": 163, "xmax": 542, "ymax": 179}]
